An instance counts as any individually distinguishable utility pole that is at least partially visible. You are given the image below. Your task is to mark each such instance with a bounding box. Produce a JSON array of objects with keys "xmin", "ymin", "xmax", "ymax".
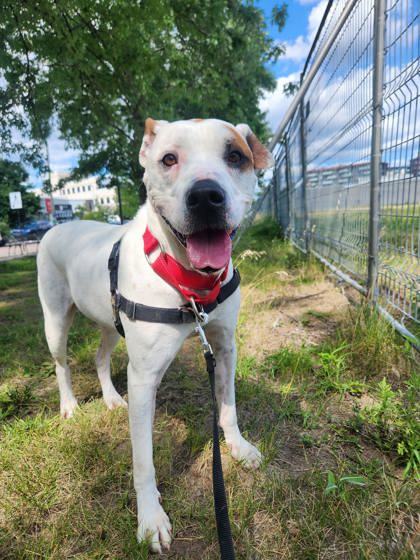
[
  {"xmin": 117, "ymin": 182, "xmax": 124, "ymax": 225},
  {"xmin": 45, "ymin": 139, "xmax": 54, "ymax": 224}
]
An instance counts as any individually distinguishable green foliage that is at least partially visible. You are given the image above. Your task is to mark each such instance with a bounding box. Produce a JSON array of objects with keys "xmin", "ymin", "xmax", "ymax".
[
  {"xmin": 0, "ymin": 159, "xmax": 40, "ymax": 227},
  {"xmin": 237, "ymin": 355, "xmax": 258, "ymax": 379},
  {"xmin": 234, "ymin": 218, "xmax": 320, "ymax": 288},
  {"xmin": 0, "ymin": 221, "xmax": 10, "ymax": 237},
  {"xmin": 0, "ymin": 384, "xmax": 34, "ymax": 421},
  {"xmin": 263, "ymin": 347, "xmax": 313, "ymax": 379},
  {"xmin": 333, "ymin": 304, "xmax": 413, "ymax": 377},
  {"xmin": 357, "ymin": 374, "xmax": 420, "ymax": 477},
  {"xmin": 271, "ymin": 3, "xmax": 288, "ymax": 31},
  {"xmin": 283, "ymin": 81, "xmax": 300, "ymax": 97},
  {"xmin": 314, "ymin": 343, "xmax": 368, "ymax": 396},
  {"xmin": 325, "ymin": 471, "xmax": 367, "ymax": 496},
  {"xmin": 0, "ymin": 0, "xmax": 286, "ymax": 202},
  {"xmin": 235, "ymin": 217, "xmax": 283, "ymax": 252}
]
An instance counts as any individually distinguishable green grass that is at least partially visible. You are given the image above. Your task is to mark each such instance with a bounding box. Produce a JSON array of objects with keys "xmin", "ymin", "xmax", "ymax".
[
  {"xmin": 0, "ymin": 222, "xmax": 418, "ymax": 559},
  {"xmin": 310, "ymin": 204, "xmax": 420, "ymax": 254}
]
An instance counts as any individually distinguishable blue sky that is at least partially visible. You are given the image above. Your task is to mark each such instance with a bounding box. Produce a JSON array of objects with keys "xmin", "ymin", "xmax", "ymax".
[
  {"xmin": 29, "ymin": 0, "xmax": 327, "ymax": 186},
  {"xmin": 258, "ymin": 0, "xmax": 328, "ymax": 132},
  {"xmin": 258, "ymin": 0, "xmax": 325, "ymax": 78}
]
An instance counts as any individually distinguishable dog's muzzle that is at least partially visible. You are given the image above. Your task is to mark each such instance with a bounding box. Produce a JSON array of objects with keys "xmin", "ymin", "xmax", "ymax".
[
  {"xmin": 185, "ymin": 179, "xmax": 227, "ymax": 228},
  {"xmin": 162, "ymin": 180, "xmax": 234, "ymax": 272}
]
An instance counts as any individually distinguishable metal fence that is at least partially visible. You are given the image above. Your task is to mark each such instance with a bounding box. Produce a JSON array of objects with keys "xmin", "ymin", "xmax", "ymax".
[{"xmin": 264, "ymin": 0, "xmax": 419, "ymax": 347}]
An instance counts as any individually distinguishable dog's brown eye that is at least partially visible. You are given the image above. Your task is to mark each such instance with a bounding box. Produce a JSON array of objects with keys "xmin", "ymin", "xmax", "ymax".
[
  {"xmin": 162, "ymin": 153, "xmax": 177, "ymax": 167},
  {"xmin": 227, "ymin": 150, "xmax": 242, "ymax": 165}
]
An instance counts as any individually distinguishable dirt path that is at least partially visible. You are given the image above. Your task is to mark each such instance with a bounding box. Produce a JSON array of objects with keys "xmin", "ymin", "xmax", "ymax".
[{"xmin": 240, "ymin": 277, "xmax": 350, "ymax": 357}]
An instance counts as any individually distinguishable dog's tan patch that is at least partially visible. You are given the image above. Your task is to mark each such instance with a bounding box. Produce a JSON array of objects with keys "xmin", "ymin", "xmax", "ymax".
[
  {"xmin": 144, "ymin": 117, "xmax": 157, "ymax": 137},
  {"xmin": 246, "ymin": 131, "xmax": 273, "ymax": 169},
  {"xmin": 226, "ymin": 126, "xmax": 254, "ymax": 171}
]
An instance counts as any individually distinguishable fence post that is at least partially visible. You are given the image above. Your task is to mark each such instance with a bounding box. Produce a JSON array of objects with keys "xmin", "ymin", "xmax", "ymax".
[
  {"xmin": 367, "ymin": 0, "xmax": 386, "ymax": 298},
  {"xmin": 299, "ymin": 80, "xmax": 310, "ymax": 253},
  {"xmin": 272, "ymin": 168, "xmax": 279, "ymax": 222},
  {"xmin": 284, "ymin": 135, "xmax": 293, "ymax": 240}
]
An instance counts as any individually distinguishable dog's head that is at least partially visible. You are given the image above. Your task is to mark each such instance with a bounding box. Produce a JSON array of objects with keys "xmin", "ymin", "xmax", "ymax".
[{"xmin": 139, "ymin": 118, "xmax": 273, "ymax": 271}]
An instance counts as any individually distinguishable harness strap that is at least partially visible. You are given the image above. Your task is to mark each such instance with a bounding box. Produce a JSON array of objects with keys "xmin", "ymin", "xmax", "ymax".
[{"xmin": 108, "ymin": 238, "xmax": 240, "ymax": 336}]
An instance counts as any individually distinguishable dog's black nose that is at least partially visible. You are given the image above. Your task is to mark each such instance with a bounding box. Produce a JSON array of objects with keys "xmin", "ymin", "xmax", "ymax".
[{"xmin": 186, "ymin": 180, "xmax": 226, "ymax": 212}]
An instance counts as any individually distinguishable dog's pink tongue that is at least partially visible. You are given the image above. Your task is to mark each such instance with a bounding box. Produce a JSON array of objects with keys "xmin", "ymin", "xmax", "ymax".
[{"xmin": 186, "ymin": 230, "xmax": 232, "ymax": 270}]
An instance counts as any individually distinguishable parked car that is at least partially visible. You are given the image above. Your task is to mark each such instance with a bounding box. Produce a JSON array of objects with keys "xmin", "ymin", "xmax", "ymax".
[
  {"xmin": 107, "ymin": 214, "xmax": 122, "ymax": 225},
  {"xmin": 11, "ymin": 220, "xmax": 54, "ymax": 240}
]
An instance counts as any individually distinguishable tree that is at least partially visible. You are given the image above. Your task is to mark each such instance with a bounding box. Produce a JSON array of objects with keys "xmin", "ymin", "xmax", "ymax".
[
  {"xmin": 0, "ymin": 1, "xmax": 287, "ymax": 205},
  {"xmin": 0, "ymin": 160, "xmax": 40, "ymax": 227}
]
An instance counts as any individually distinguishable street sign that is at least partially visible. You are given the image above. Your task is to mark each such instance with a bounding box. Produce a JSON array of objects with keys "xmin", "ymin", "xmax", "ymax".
[{"xmin": 9, "ymin": 191, "xmax": 23, "ymax": 210}]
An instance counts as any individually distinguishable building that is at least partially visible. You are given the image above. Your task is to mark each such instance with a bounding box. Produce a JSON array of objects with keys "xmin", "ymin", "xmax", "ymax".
[
  {"xmin": 410, "ymin": 154, "xmax": 420, "ymax": 177},
  {"xmin": 33, "ymin": 172, "xmax": 117, "ymax": 216},
  {"xmin": 306, "ymin": 161, "xmax": 407, "ymax": 188}
]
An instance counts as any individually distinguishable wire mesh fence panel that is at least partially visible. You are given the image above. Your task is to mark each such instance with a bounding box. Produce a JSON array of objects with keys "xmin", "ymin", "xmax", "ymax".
[
  {"xmin": 262, "ymin": 0, "xmax": 419, "ymax": 345},
  {"xmin": 304, "ymin": 0, "xmax": 375, "ymax": 279},
  {"xmin": 378, "ymin": 0, "xmax": 420, "ymax": 325}
]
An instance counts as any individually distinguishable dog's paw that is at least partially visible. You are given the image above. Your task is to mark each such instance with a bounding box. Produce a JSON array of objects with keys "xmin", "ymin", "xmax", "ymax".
[
  {"xmin": 103, "ymin": 389, "xmax": 127, "ymax": 410},
  {"xmin": 228, "ymin": 436, "xmax": 262, "ymax": 469},
  {"xmin": 60, "ymin": 396, "xmax": 78, "ymax": 419},
  {"xmin": 137, "ymin": 502, "xmax": 172, "ymax": 554}
]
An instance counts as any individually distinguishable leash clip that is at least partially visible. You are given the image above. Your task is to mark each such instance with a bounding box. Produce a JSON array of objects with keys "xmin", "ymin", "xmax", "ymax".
[
  {"xmin": 189, "ymin": 297, "xmax": 209, "ymax": 326},
  {"xmin": 195, "ymin": 320, "xmax": 213, "ymax": 355},
  {"xmin": 190, "ymin": 298, "xmax": 213, "ymax": 354}
]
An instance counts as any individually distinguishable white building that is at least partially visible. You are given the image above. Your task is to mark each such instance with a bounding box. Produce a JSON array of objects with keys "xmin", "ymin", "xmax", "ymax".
[{"xmin": 33, "ymin": 172, "xmax": 117, "ymax": 213}]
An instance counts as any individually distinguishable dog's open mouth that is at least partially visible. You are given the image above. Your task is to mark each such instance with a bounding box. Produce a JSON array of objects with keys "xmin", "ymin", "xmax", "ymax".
[
  {"xmin": 162, "ymin": 217, "xmax": 233, "ymax": 271},
  {"xmin": 186, "ymin": 229, "xmax": 232, "ymax": 270}
]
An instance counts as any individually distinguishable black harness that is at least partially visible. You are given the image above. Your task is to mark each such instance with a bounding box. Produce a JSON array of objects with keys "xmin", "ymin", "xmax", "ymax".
[
  {"xmin": 108, "ymin": 238, "xmax": 240, "ymax": 336},
  {"xmin": 108, "ymin": 237, "xmax": 238, "ymax": 560}
]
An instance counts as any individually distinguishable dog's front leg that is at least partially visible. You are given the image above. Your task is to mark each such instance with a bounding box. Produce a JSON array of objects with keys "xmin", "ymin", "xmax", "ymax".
[
  {"xmin": 128, "ymin": 367, "xmax": 170, "ymax": 553},
  {"xmin": 126, "ymin": 328, "xmax": 185, "ymax": 554},
  {"xmin": 206, "ymin": 323, "xmax": 262, "ymax": 469}
]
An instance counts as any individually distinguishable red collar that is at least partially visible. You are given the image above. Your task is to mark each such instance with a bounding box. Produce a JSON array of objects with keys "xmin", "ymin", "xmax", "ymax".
[{"xmin": 143, "ymin": 227, "xmax": 228, "ymax": 305}]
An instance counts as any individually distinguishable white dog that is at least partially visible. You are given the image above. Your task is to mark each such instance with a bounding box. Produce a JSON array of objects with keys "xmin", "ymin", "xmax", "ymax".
[{"xmin": 37, "ymin": 118, "xmax": 273, "ymax": 553}]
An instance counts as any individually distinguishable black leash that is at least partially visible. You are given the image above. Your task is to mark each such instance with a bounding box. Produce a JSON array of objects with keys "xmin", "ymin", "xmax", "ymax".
[
  {"xmin": 107, "ymin": 238, "xmax": 237, "ymax": 558},
  {"xmin": 196, "ymin": 318, "xmax": 236, "ymax": 560}
]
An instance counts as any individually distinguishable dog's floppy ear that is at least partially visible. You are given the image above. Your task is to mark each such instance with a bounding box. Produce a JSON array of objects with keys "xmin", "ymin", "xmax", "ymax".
[
  {"xmin": 139, "ymin": 118, "xmax": 168, "ymax": 167},
  {"xmin": 235, "ymin": 124, "xmax": 274, "ymax": 170}
]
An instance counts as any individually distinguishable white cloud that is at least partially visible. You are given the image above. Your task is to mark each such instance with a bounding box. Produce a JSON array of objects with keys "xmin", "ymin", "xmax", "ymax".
[
  {"xmin": 281, "ymin": 35, "xmax": 310, "ymax": 64},
  {"xmin": 260, "ymin": 71, "xmax": 301, "ymax": 132},
  {"xmin": 281, "ymin": 0, "xmax": 327, "ymax": 64},
  {"xmin": 307, "ymin": 0, "xmax": 328, "ymax": 39},
  {"xmin": 260, "ymin": 1, "xmax": 328, "ymax": 132},
  {"xmin": 46, "ymin": 130, "xmax": 80, "ymax": 173}
]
